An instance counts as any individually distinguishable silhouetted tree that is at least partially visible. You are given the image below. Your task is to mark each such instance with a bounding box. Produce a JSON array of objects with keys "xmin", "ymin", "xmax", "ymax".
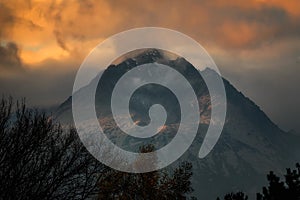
[
  {"xmin": 0, "ymin": 98, "xmax": 109, "ymax": 200},
  {"xmin": 0, "ymin": 97, "xmax": 197, "ymax": 199},
  {"xmin": 257, "ymin": 163, "xmax": 300, "ymax": 200},
  {"xmin": 284, "ymin": 163, "xmax": 300, "ymax": 199},
  {"xmin": 256, "ymin": 171, "xmax": 286, "ymax": 200},
  {"xmin": 219, "ymin": 163, "xmax": 300, "ymax": 200},
  {"xmin": 98, "ymin": 145, "xmax": 196, "ymax": 199}
]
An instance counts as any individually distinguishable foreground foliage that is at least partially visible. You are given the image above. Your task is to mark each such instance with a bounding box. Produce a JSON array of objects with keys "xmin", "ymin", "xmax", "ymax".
[
  {"xmin": 0, "ymin": 97, "xmax": 196, "ymax": 200},
  {"xmin": 218, "ymin": 163, "xmax": 300, "ymax": 200}
]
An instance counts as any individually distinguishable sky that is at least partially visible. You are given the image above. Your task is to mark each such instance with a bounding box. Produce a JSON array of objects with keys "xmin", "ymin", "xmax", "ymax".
[{"xmin": 0, "ymin": 0, "xmax": 300, "ymax": 132}]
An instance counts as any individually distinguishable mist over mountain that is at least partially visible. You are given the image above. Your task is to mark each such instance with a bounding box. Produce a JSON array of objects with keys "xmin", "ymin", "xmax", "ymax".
[{"xmin": 56, "ymin": 49, "xmax": 300, "ymax": 199}]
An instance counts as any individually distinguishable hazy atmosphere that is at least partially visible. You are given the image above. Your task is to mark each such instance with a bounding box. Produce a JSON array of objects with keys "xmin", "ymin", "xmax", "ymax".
[{"xmin": 1, "ymin": 0, "xmax": 300, "ymax": 132}]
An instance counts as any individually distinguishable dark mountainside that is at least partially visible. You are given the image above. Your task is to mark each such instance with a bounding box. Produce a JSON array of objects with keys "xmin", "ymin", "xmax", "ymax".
[{"xmin": 55, "ymin": 49, "xmax": 300, "ymax": 199}]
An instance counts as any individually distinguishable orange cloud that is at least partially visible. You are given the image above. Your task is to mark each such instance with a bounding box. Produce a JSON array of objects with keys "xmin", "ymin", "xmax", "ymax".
[
  {"xmin": 220, "ymin": 22, "xmax": 258, "ymax": 48},
  {"xmin": 0, "ymin": 0, "xmax": 299, "ymax": 69}
]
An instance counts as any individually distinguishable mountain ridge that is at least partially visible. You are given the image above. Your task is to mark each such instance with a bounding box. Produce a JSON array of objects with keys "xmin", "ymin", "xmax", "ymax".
[{"xmin": 55, "ymin": 48, "xmax": 299, "ymax": 199}]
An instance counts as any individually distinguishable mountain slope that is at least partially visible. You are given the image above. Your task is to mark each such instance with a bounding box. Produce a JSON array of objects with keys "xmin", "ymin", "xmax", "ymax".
[{"xmin": 55, "ymin": 49, "xmax": 300, "ymax": 199}]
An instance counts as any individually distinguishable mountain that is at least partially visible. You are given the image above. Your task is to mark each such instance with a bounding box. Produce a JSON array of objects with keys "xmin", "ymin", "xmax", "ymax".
[{"xmin": 55, "ymin": 49, "xmax": 300, "ymax": 199}]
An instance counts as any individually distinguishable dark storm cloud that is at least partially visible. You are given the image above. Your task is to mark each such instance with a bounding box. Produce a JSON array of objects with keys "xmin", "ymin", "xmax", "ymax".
[
  {"xmin": 0, "ymin": 2, "xmax": 15, "ymax": 38},
  {"xmin": 0, "ymin": 42, "xmax": 23, "ymax": 70},
  {"xmin": 53, "ymin": 30, "xmax": 69, "ymax": 51}
]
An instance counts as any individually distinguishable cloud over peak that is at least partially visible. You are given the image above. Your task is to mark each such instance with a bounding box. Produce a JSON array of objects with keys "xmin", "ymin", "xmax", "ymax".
[{"xmin": 0, "ymin": 42, "xmax": 23, "ymax": 71}]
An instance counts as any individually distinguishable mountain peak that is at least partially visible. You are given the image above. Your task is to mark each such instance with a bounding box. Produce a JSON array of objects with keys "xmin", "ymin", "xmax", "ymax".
[
  {"xmin": 111, "ymin": 48, "xmax": 164, "ymax": 66},
  {"xmin": 133, "ymin": 48, "xmax": 164, "ymax": 64},
  {"xmin": 55, "ymin": 48, "xmax": 299, "ymax": 199}
]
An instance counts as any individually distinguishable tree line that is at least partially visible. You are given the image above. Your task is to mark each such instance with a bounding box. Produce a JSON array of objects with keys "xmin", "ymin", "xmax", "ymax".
[
  {"xmin": 0, "ymin": 97, "xmax": 195, "ymax": 200},
  {"xmin": 217, "ymin": 162, "xmax": 300, "ymax": 199},
  {"xmin": 1, "ymin": 97, "xmax": 299, "ymax": 199}
]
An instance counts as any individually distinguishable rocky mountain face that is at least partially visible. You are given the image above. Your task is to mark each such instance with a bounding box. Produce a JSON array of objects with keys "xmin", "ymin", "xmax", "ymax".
[{"xmin": 55, "ymin": 49, "xmax": 300, "ymax": 199}]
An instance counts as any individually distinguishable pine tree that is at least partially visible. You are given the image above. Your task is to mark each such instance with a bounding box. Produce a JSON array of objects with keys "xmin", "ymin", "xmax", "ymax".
[{"xmin": 257, "ymin": 163, "xmax": 300, "ymax": 200}]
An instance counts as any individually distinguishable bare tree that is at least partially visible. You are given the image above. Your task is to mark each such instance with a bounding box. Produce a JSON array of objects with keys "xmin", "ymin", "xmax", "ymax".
[
  {"xmin": 0, "ymin": 97, "xmax": 196, "ymax": 199},
  {"xmin": 0, "ymin": 97, "xmax": 109, "ymax": 200}
]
